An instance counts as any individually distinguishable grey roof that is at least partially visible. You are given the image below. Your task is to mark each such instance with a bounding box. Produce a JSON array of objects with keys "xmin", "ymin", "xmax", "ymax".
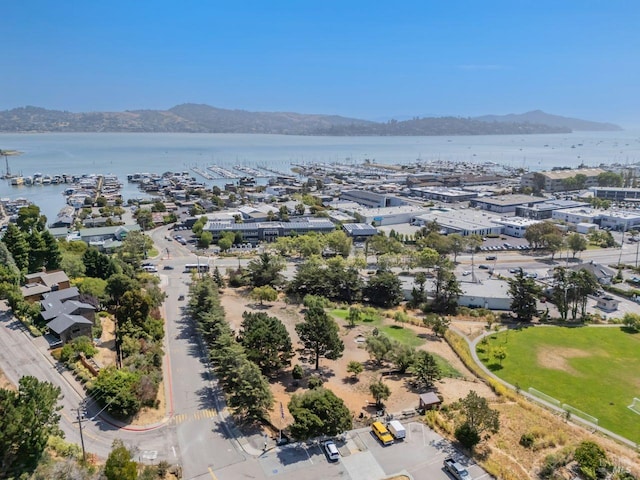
[
  {"xmin": 41, "ymin": 299, "xmax": 95, "ymax": 321},
  {"xmin": 474, "ymin": 194, "xmax": 547, "ymax": 207},
  {"xmin": 419, "ymin": 392, "xmax": 442, "ymax": 405},
  {"xmin": 42, "ymin": 287, "xmax": 80, "ymax": 303},
  {"xmin": 342, "ymin": 223, "xmax": 378, "ymax": 236},
  {"xmin": 47, "ymin": 314, "xmax": 93, "ymax": 335},
  {"xmin": 24, "ymin": 270, "xmax": 69, "ymax": 287}
]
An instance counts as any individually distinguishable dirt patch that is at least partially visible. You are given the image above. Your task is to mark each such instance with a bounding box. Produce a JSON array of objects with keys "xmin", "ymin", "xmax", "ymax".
[
  {"xmin": 130, "ymin": 381, "xmax": 166, "ymax": 426},
  {"xmin": 220, "ymin": 288, "xmax": 496, "ymax": 428},
  {"xmin": 0, "ymin": 368, "xmax": 15, "ymax": 391},
  {"xmin": 536, "ymin": 346, "xmax": 591, "ymax": 375},
  {"xmin": 93, "ymin": 315, "xmax": 117, "ymax": 368}
]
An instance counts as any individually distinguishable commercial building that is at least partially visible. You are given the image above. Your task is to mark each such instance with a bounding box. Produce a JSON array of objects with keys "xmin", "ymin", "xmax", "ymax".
[
  {"xmin": 339, "ymin": 190, "xmax": 406, "ymax": 208},
  {"xmin": 409, "ymin": 186, "xmax": 478, "ymax": 203},
  {"xmin": 411, "ymin": 209, "xmax": 503, "ymax": 237},
  {"xmin": 458, "ymin": 280, "xmax": 512, "ymax": 310},
  {"xmin": 591, "ymin": 187, "xmax": 640, "ymax": 202},
  {"xmin": 340, "ymin": 205, "xmax": 431, "ymax": 226},
  {"xmin": 470, "ymin": 194, "xmax": 547, "ymax": 213},
  {"xmin": 552, "ymin": 207, "xmax": 599, "ymax": 225},
  {"xmin": 552, "ymin": 208, "xmax": 640, "ymax": 231},
  {"xmin": 492, "ymin": 217, "xmax": 541, "ymax": 238},
  {"xmin": 520, "ymin": 168, "xmax": 605, "ymax": 192},
  {"xmin": 515, "ymin": 199, "xmax": 590, "ymax": 220},
  {"xmin": 204, "ymin": 219, "xmax": 335, "ymax": 245},
  {"xmin": 341, "ymin": 223, "xmax": 378, "ymax": 241}
]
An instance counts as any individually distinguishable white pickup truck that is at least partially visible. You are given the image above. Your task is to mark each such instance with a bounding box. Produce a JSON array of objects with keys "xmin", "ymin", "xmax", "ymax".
[{"xmin": 443, "ymin": 457, "xmax": 471, "ymax": 480}]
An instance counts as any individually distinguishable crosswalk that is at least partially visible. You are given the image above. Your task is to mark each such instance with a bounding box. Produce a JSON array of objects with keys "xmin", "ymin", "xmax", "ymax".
[{"xmin": 172, "ymin": 409, "xmax": 218, "ymax": 425}]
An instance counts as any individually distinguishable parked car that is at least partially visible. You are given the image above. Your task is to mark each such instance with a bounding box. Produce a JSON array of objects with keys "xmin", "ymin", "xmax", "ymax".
[
  {"xmin": 462, "ymin": 270, "xmax": 471, "ymax": 276},
  {"xmin": 323, "ymin": 440, "xmax": 340, "ymax": 461},
  {"xmin": 478, "ymin": 264, "xmax": 490, "ymax": 270},
  {"xmin": 443, "ymin": 457, "xmax": 471, "ymax": 479}
]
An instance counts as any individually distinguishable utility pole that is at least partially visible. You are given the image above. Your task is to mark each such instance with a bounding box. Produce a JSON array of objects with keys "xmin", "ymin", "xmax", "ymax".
[{"xmin": 76, "ymin": 400, "xmax": 87, "ymax": 462}]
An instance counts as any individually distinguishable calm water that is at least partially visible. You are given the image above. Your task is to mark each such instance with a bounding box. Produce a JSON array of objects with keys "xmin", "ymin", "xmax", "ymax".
[{"xmin": 1, "ymin": 131, "xmax": 640, "ymax": 223}]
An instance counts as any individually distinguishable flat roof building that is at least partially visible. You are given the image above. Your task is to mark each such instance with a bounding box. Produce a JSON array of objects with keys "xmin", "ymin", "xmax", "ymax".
[
  {"xmin": 521, "ymin": 168, "xmax": 605, "ymax": 192},
  {"xmin": 339, "ymin": 190, "xmax": 406, "ymax": 208},
  {"xmin": 470, "ymin": 194, "xmax": 547, "ymax": 213},
  {"xmin": 412, "ymin": 209, "xmax": 503, "ymax": 237},
  {"xmin": 409, "ymin": 186, "xmax": 478, "ymax": 203},
  {"xmin": 515, "ymin": 199, "xmax": 590, "ymax": 220},
  {"xmin": 591, "ymin": 187, "xmax": 640, "ymax": 202},
  {"xmin": 492, "ymin": 217, "xmax": 541, "ymax": 238}
]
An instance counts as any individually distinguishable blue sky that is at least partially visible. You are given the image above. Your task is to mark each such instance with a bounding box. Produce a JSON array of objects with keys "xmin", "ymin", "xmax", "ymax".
[{"xmin": 3, "ymin": 1, "xmax": 639, "ymax": 124}]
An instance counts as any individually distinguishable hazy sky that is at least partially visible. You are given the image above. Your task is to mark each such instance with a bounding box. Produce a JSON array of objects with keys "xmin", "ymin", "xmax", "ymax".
[{"xmin": 4, "ymin": 1, "xmax": 639, "ymax": 124}]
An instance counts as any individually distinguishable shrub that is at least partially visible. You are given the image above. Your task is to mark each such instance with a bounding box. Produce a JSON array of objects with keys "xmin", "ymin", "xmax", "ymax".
[
  {"xmin": 519, "ymin": 432, "xmax": 535, "ymax": 448},
  {"xmin": 308, "ymin": 376, "xmax": 324, "ymax": 389},
  {"xmin": 292, "ymin": 364, "xmax": 304, "ymax": 380}
]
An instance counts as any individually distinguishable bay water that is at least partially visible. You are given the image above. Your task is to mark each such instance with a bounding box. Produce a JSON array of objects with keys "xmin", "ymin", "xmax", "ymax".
[{"xmin": 1, "ymin": 131, "xmax": 639, "ymax": 224}]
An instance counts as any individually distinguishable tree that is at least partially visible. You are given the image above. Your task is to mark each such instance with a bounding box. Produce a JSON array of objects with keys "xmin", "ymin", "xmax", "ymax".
[
  {"xmin": 454, "ymin": 390, "xmax": 500, "ymax": 449},
  {"xmin": 288, "ymin": 388, "xmax": 352, "ymax": 441},
  {"xmin": 369, "ymin": 380, "xmax": 391, "ymax": 408},
  {"xmin": 597, "ymin": 171, "xmax": 624, "ymax": 187},
  {"xmin": 524, "ymin": 221, "xmax": 562, "ymax": 250},
  {"xmin": 198, "ymin": 230, "xmax": 213, "ymax": 249},
  {"xmin": 543, "ymin": 233, "xmax": 565, "ymax": 260},
  {"xmin": 429, "ymin": 316, "xmax": 451, "ymax": 337},
  {"xmin": 106, "ymin": 273, "xmax": 138, "ymax": 306},
  {"xmin": 365, "ymin": 334, "xmax": 393, "ymax": 365},
  {"xmin": 364, "ymin": 270, "xmax": 404, "ymax": 308},
  {"xmin": 247, "ymin": 253, "xmax": 285, "ymax": 287},
  {"xmin": 117, "ymin": 231, "xmax": 153, "ymax": 267},
  {"xmin": 227, "ymin": 359, "xmax": 274, "ymax": 420},
  {"xmin": 250, "ymin": 285, "xmax": 278, "ymax": 305},
  {"xmin": 83, "ymin": 247, "xmax": 117, "ymax": 279},
  {"xmin": 16, "ymin": 204, "xmax": 47, "ymax": 233},
  {"xmin": 324, "ymin": 230, "xmax": 352, "ymax": 257},
  {"xmin": 410, "ymin": 350, "xmax": 441, "ymax": 388},
  {"xmin": 1, "ymin": 223, "xmax": 29, "ymax": 273},
  {"xmin": 507, "ymin": 269, "xmax": 541, "ymax": 322},
  {"xmin": 491, "ymin": 346, "xmax": 507, "ymax": 366},
  {"xmin": 431, "ymin": 258, "xmax": 461, "ymax": 314},
  {"xmin": 390, "ymin": 343, "xmax": 416, "ymax": 373},
  {"xmin": 347, "ymin": 306, "xmax": 362, "ymax": 327},
  {"xmin": 238, "ymin": 312, "xmax": 293, "ymax": 375},
  {"xmin": 567, "ymin": 232, "xmax": 588, "ymax": 258},
  {"xmin": 0, "ymin": 377, "xmax": 62, "ymax": 478},
  {"xmin": 91, "ymin": 367, "xmax": 142, "ymax": 418},
  {"xmin": 346, "ymin": 361, "xmax": 363, "ymax": 379},
  {"xmin": 622, "ymin": 312, "xmax": 640, "ymax": 331},
  {"xmin": 295, "ymin": 304, "xmax": 344, "ymax": 370},
  {"xmin": 104, "ymin": 439, "xmax": 138, "ymax": 480},
  {"xmin": 134, "ymin": 208, "xmax": 153, "ymax": 231},
  {"xmin": 295, "ymin": 202, "xmax": 306, "ymax": 216},
  {"xmin": 448, "ymin": 234, "xmax": 466, "ymax": 263},
  {"xmin": 574, "ymin": 441, "xmax": 608, "ymax": 480},
  {"xmin": 41, "ymin": 230, "xmax": 62, "ymax": 270}
]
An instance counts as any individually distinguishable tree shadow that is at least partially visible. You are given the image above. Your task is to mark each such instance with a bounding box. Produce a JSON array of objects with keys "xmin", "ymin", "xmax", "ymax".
[
  {"xmin": 620, "ymin": 326, "xmax": 639, "ymax": 335},
  {"xmin": 487, "ymin": 363, "xmax": 503, "ymax": 372}
]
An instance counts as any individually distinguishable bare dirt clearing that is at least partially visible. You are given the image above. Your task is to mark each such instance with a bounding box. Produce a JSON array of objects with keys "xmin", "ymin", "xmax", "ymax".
[
  {"xmin": 220, "ymin": 288, "xmax": 494, "ymax": 424},
  {"xmin": 536, "ymin": 345, "xmax": 592, "ymax": 375}
]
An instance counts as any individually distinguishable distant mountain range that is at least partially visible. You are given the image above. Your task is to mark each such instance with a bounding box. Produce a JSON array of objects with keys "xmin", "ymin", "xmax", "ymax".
[
  {"xmin": 0, "ymin": 104, "xmax": 622, "ymax": 135},
  {"xmin": 475, "ymin": 110, "xmax": 622, "ymax": 132}
]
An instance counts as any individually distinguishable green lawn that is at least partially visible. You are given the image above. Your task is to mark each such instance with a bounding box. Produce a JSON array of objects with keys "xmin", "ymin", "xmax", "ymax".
[
  {"xmin": 379, "ymin": 325, "xmax": 424, "ymax": 347},
  {"xmin": 477, "ymin": 326, "xmax": 640, "ymax": 443},
  {"xmin": 330, "ymin": 308, "xmax": 383, "ymax": 326}
]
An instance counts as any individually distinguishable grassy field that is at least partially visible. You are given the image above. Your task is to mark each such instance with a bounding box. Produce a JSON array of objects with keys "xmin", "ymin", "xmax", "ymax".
[{"xmin": 477, "ymin": 326, "xmax": 640, "ymax": 443}]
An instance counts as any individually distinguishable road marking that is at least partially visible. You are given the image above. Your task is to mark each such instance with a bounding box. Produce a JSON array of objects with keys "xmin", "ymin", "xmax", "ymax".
[
  {"xmin": 208, "ymin": 467, "xmax": 218, "ymax": 479},
  {"xmin": 172, "ymin": 410, "xmax": 217, "ymax": 424},
  {"xmin": 172, "ymin": 445, "xmax": 177, "ymax": 458}
]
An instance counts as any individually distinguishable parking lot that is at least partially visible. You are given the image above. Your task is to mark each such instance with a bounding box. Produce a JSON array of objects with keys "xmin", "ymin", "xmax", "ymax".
[{"xmin": 257, "ymin": 423, "xmax": 490, "ymax": 480}]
